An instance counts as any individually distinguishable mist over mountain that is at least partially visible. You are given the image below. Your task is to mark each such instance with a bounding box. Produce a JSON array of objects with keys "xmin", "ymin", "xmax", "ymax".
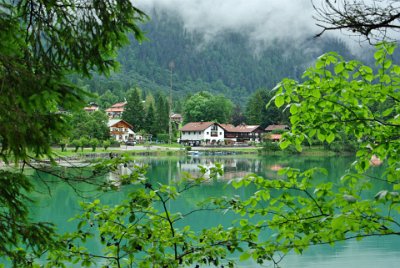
[{"xmin": 85, "ymin": 7, "xmax": 355, "ymax": 104}]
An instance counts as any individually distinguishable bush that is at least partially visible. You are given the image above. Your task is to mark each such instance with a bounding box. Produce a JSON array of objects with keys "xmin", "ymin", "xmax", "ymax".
[
  {"xmin": 71, "ymin": 139, "xmax": 82, "ymax": 152},
  {"xmin": 89, "ymin": 138, "xmax": 99, "ymax": 152},
  {"xmin": 262, "ymin": 141, "xmax": 281, "ymax": 152},
  {"xmin": 185, "ymin": 146, "xmax": 192, "ymax": 151},
  {"xmin": 102, "ymin": 140, "xmax": 111, "ymax": 151},
  {"xmin": 157, "ymin": 134, "xmax": 169, "ymax": 143},
  {"xmin": 109, "ymin": 139, "xmax": 121, "ymax": 148}
]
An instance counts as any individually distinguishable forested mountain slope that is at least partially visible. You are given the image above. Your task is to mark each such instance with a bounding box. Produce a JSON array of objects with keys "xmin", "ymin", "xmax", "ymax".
[{"xmin": 84, "ymin": 11, "xmax": 354, "ymax": 104}]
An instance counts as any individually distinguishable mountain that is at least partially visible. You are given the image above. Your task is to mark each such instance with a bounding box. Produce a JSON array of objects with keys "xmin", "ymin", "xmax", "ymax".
[{"xmin": 83, "ymin": 11, "xmax": 354, "ymax": 105}]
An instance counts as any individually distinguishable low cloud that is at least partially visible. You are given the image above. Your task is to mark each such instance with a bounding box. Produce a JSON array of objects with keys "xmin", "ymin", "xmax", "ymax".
[{"xmin": 137, "ymin": 0, "xmax": 320, "ymax": 43}]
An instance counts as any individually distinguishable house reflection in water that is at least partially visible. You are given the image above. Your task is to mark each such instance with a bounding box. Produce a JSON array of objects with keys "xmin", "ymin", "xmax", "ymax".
[{"xmin": 176, "ymin": 157, "xmax": 280, "ymax": 181}]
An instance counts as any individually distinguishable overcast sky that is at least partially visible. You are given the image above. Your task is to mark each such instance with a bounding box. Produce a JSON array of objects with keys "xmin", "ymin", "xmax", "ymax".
[{"xmin": 137, "ymin": 0, "xmax": 327, "ymax": 43}]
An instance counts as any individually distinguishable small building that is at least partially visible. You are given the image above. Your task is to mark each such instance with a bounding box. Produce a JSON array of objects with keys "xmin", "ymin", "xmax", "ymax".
[
  {"xmin": 265, "ymin": 124, "xmax": 290, "ymax": 132},
  {"xmin": 106, "ymin": 102, "xmax": 127, "ymax": 118},
  {"xmin": 108, "ymin": 119, "xmax": 135, "ymax": 143},
  {"xmin": 179, "ymin": 122, "xmax": 225, "ymax": 146},
  {"xmin": 84, "ymin": 103, "xmax": 99, "ymax": 112},
  {"xmin": 170, "ymin": 113, "xmax": 183, "ymax": 124},
  {"xmin": 220, "ymin": 124, "xmax": 264, "ymax": 143}
]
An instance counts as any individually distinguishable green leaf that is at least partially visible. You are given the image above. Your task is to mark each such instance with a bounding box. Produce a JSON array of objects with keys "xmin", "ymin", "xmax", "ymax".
[
  {"xmin": 326, "ymin": 133, "xmax": 335, "ymax": 143},
  {"xmin": 239, "ymin": 252, "xmax": 252, "ymax": 261},
  {"xmin": 280, "ymin": 140, "xmax": 291, "ymax": 150},
  {"xmin": 317, "ymin": 131, "xmax": 325, "ymax": 142},
  {"xmin": 334, "ymin": 62, "xmax": 345, "ymax": 74},
  {"xmin": 290, "ymin": 104, "xmax": 298, "ymax": 114},
  {"xmin": 275, "ymin": 95, "xmax": 285, "ymax": 108}
]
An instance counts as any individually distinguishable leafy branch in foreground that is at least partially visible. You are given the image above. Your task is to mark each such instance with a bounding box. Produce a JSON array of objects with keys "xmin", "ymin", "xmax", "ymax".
[
  {"xmin": 209, "ymin": 42, "xmax": 400, "ymax": 266},
  {"xmin": 45, "ymin": 162, "xmax": 239, "ymax": 268}
]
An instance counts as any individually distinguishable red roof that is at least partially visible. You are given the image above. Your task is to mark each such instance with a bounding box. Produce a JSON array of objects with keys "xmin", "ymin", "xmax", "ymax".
[
  {"xmin": 105, "ymin": 102, "xmax": 127, "ymax": 112},
  {"xmin": 220, "ymin": 124, "xmax": 261, "ymax": 133},
  {"xmin": 265, "ymin": 124, "xmax": 289, "ymax": 131},
  {"xmin": 179, "ymin": 122, "xmax": 216, "ymax": 131},
  {"xmin": 269, "ymin": 134, "xmax": 282, "ymax": 140},
  {"xmin": 106, "ymin": 107, "xmax": 124, "ymax": 112},
  {"xmin": 111, "ymin": 102, "xmax": 127, "ymax": 108}
]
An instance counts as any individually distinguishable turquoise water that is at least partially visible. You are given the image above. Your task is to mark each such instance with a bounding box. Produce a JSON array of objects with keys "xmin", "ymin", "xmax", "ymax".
[{"xmin": 27, "ymin": 155, "xmax": 399, "ymax": 267}]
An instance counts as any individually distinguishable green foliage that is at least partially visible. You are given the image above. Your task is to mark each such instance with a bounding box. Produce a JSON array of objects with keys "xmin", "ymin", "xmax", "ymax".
[
  {"xmin": 246, "ymin": 89, "xmax": 289, "ymax": 128},
  {"xmin": 68, "ymin": 110, "xmax": 110, "ymax": 141},
  {"xmin": 154, "ymin": 92, "xmax": 170, "ymax": 134},
  {"xmin": 261, "ymin": 140, "xmax": 281, "ymax": 152},
  {"xmin": 89, "ymin": 138, "xmax": 99, "ymax": 152},
  {"xmin": 183, "ymin": 91, "xmax": 233, "ymax": 123},
  {"xmin": 0, "ymin": 0, "xmax": 147, "ymax": 162},
  {"xmin": 102, "ymin": 140, "xmax": 111, "ymax": 151},
  {"xmin": 0, "ymin": 0, "xmax": 146, "ymax": 265},
  {"xmin": 71, "ymin": 139, "xmax": 82, "ymax": 153},
  {"xmin": 157, "ymin": 133, "xmax": 170, "ymax": 143},
  {"xmin": 0, "ymin": 171, "xmax": 57, "ymax": 267},
  {"xmin": 207, "ymin": 42, "xmax": 400, "ymax": 264},
  {"xmin": 46, "ymin": 162, "xmax": 238, "ymax": 267},
  {"xmin": 79, "ymin": 137, "xmax": 90, "ymax": 152},
  {"xmin": 122, "ymin": 88, "xmax": 145, "ymax": 131},
  {"xmin": 86, "ymin": 13, "xmax": 355, "ymax": 105}
]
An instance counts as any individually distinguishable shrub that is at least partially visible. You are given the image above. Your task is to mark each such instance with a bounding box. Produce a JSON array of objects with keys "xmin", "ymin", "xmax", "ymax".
[
  {"xmin": 157, "ymin": 134, "xmax": 169, "ymax": 143},
  {"xmin": 102, "ymin": 140, "xmax": 111, "ymax": 151}
]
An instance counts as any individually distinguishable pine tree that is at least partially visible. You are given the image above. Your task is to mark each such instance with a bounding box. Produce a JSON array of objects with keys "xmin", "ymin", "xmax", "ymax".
[{"xmin": 123, "ymin": 88, "xmax": 145, "ymax": 131}]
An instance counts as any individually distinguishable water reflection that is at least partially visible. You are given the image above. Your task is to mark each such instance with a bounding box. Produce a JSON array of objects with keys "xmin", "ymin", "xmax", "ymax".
[{"xmin": 27, "ymin": 155, "xmax": 400, "ymax": 268}]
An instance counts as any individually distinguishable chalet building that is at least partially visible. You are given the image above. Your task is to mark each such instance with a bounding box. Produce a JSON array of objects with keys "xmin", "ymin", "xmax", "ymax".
[
  {"xmin": 220, "ymin": 124, "xmax": 264, "ymax": 143},
  {"xmin": 179, "ymin": 122, "xmax": 225, "ymax": 146},
  {"xmin": 265, "ymin": 124, "xmax": 290, "ymax": 132},
  {"xmin": 84, "ymin": 102, "xmax": 99, "ymax": 112},
  {"xmin": 264, "ymin": 125, "xmax": 289, "ymax": 142},
  {"xmin": 108, "ymin": 119, "xmax": 135, "ymax": 142},
  {"xmin": 105, "ymin": 102, "xmax": 127, "ymax": 118},
  {"xmin": 170, "ymin": 113, "xmax": 183, "ymax": 124}
]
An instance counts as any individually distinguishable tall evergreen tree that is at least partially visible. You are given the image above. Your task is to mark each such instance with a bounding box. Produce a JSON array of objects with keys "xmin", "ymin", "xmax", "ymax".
[
  {"xmin": 144, "ymin": 102, "xmax": 156, "ymax": 136},
  {"xmin": 155, "ymin": 93, "xmax": 169, "ymax": 134},
  {"xmin": 123, "ymin": 88, "xmax": 145, "ymax": 131},
  {"xmin": 245, "ymin": 89, "xmax": 289, "ymax": 128}
]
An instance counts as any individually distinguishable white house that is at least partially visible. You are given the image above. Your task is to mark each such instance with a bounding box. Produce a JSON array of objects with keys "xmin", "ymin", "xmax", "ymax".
[
  {"xmin": 108, "ymin": 119, "xmax": 135, "ymax": 142},
  {"xmin": 179, "ymin": 122, "xmax": 225, "ymax": 146}
]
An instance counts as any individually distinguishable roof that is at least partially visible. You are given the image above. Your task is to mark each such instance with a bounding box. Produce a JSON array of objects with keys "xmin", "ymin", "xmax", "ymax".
[
  {"xmin": 108, "ymin": 119, "xmax": 133, "ymax": 129},
  {"xmin": 105, "ymin": 102, "xmax": 127, "ymax": 112},
  {"xmin": 105, "ymin": 107, "xmax": 124, "ymax": 112},
  {"xmin": 84, "ymin": 106, "xmax": 99, "ymax": 111},
  {"xmin": 265, "ymin": 124, "xmax": 289, "ymax": 131},
  {"xmin": 170, "ymin": 113, "xmax": 182, "ymax": 118},
  {"xmin": 111, "ymin": 102, "xmax": 127, "ymax": 108},
  {"xmin": 220, "ymin": 124, "xmax": 261, "ymax": 133},
  {"xmin": 179, "ymin": 122, "xmax": 216, "ymax": 131},
  {"xmin": 269, "ymin": 134, "xmax": 282, "ymax": 140}
]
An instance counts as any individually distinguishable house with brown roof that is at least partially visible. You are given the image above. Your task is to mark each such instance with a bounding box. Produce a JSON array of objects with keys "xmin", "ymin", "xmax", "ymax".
[
  {"xmin": 105, "ymin": 102, "xmax": 127, "ymax": 118},
  {"xmin": 84, "ymin": 102, "xmax": 99, "ymax": 112},
  {"xmin": 220, "ymin": 124, "xmax": 264, "ymax": 143},
  {"xmin": 265, "ymin": 124, "xmax": 290, "ymax": 132},
  {"xmin": 179, "ymin": 122, "xmax": 225, "ymax": 146},
  {"xmin": 170, "ymin": 113, "xmax": 183, "ymax": 124},
  {"xmin": 108, "ymin": 119, "xmax": 135, "ymax": 143}
]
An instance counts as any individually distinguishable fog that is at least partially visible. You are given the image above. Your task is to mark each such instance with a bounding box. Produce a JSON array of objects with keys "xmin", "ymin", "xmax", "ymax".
[{"xmin": 138, "ymin": 0, "xmax": 321, "ymax": 43}]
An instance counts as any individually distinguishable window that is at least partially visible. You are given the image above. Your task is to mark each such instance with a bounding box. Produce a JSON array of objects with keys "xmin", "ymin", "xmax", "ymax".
[
  {"xmin": 206, "ymin": 132, "xmax": 209, "ymax": 135},
  {"xmin": 220, "ymin": 132, "xmax": 222, "ymax": 135}
]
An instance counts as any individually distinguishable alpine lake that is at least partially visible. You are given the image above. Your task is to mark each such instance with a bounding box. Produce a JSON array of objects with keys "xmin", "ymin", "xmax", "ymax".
[{"xmin": 27, "ymin": 154, "xmax": 400, "ymax": 268}]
